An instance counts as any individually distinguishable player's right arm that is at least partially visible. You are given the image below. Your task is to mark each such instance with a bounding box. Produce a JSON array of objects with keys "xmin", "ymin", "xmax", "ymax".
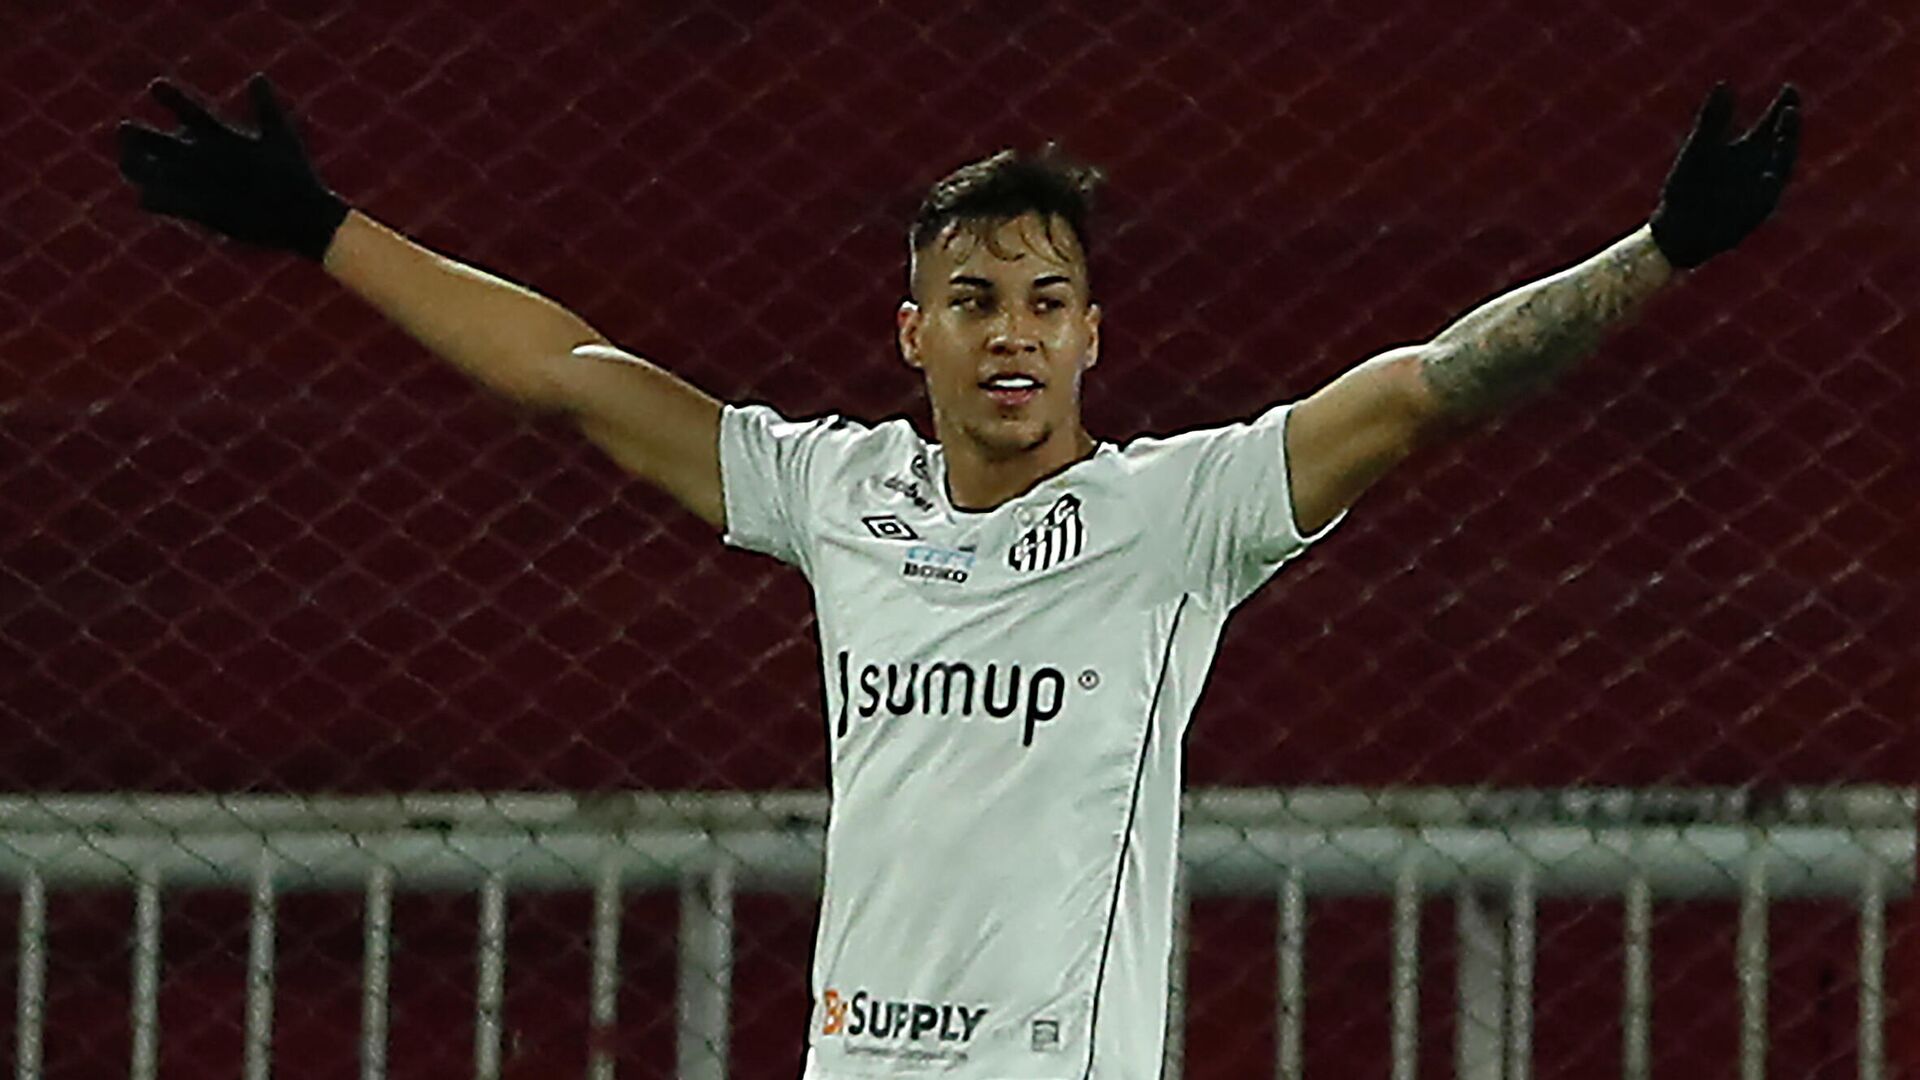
[
  {"xmin": 117, "ymin": 75, "xmax": 725, "ymax": 531},
  {"xmin": 321, "ymin": 212, "xmax": 724, "ymax": 528}
]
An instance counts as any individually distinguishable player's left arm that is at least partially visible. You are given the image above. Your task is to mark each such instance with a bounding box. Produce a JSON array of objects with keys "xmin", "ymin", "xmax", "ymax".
[{"xmin": 1284, "ymin": 83, "xmax": 1800, "ymax": 536}]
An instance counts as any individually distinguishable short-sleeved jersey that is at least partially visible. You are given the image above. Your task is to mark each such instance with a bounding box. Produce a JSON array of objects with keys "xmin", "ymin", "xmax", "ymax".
[{"xmin": 719, "ymin": 402, "xmax": 1342, "ymax": 1080}]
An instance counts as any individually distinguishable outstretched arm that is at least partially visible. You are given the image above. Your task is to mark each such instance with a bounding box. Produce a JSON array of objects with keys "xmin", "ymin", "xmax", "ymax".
[
  {"xmin": 1417, "ymin": 225, "xmax": 1672, "ymax": 423},
  {"xmin": 321, "ymin": 213, "xmax": 724, "ymax": 529},
  {"xmin": 1283, "ymin": 83, "xmax": 1801, "ymax": 535},
  {"xmin": 118, "ymin": 75, "xmax": 725, "ymax": 530}
]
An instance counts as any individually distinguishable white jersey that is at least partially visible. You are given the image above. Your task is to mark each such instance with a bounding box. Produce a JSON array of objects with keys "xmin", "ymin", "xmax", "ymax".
[{"xmin": 719, "ymin": 402, "xmax": 1341, "ymax": 1080}]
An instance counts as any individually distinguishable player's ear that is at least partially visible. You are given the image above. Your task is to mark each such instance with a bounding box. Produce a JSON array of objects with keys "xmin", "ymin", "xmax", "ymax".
[
  {"xmin": 897, "ymin": 300, "xmax": 924, "ymax": 371},
  {"xmin": 1083, "ymin": 302, "xmax": 1101, "ymax": 371}
]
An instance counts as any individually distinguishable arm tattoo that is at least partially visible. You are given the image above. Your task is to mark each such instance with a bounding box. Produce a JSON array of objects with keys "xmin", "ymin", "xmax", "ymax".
[{"xmin": 1421, "ymin": 227, "xmax": 1674, "ymax": 421}]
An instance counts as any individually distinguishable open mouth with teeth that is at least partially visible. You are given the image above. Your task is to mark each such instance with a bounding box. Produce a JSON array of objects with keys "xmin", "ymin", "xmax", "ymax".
[{"xmin": 980, "ymin": 373, "xmax": 1043, "ymax": 408}]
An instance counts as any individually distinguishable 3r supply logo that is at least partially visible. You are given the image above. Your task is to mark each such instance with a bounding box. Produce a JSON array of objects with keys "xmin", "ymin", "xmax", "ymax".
[
  {"xmin": 819, "ymin": 988, "xmax": 988, "ymax": 1044},
  {"xmin": 822, "ymin": 989, "xmax": 850, "ymax": 1035}
]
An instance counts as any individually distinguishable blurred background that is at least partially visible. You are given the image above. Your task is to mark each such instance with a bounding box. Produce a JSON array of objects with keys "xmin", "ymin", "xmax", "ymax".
[{"xmin": 0, "ymin": 1, "xmax": 1913, "ymax": 1078}]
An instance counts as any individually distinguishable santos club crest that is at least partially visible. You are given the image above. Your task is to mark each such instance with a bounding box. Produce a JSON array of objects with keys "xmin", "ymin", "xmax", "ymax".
[{"xmin": 1008, "ymin": 493, "xmax": 1086, "ymax": 573}]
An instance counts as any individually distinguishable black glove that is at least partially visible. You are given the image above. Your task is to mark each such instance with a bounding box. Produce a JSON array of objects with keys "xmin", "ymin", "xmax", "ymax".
[
  {"xmin": 118, "ymin": 75, "xmax": 349, "ymax": 263},
  {"xmin": 1649, "ymin": 82, "xmax": 1801, "ymax": 269}
]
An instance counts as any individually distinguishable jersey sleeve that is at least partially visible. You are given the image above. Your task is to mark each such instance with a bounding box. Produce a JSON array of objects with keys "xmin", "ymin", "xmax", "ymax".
[
  {"xmin": 1164, "ymin": 402, "xmax": 1346, "ymax": 608},
  {"xmin": 717, "ymin": 402, "xmax": 861, "ymax": 572}
]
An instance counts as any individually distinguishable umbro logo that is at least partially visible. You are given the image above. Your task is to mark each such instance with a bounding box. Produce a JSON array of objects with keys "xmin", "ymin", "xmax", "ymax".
[
  {"xmin": 863, "ymin": 515, "xmax": 919, "ymax": 541},
  {"xmin": 1008, "ymin": 493, "xmax": 1086, "ymax": 573}
]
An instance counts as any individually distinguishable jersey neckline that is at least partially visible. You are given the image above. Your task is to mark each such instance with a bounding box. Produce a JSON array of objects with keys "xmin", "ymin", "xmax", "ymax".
[{"xmin": 928, "ymin": 438, "xmax": 1117, "ymax": 517}]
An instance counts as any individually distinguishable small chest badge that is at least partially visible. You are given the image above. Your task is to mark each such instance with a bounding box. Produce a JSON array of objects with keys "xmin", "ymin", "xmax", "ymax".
[
  {"xmin": 902, "ymin": 543, "xmax": 974, "ymax": 585},
  {"xmin": 1008, "ymin": 493, "xmax": 1086, "ymax": 573}
]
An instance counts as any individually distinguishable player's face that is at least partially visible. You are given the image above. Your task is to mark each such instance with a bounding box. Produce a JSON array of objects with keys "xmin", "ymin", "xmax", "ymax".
[{"xmin": 898, "ymin": 213, "xmax": 1101, "ymax": 460}]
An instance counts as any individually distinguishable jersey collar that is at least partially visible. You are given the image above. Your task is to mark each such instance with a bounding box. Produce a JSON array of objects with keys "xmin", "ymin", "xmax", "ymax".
[{"xmin": 928, "ymin": 439, "xmax": 1114, "ymax": 517}]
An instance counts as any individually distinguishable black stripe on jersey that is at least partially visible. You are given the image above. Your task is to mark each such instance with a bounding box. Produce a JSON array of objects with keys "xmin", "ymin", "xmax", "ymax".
[{"xmin": 1080, "ymin": 595, "xmax": 1189, "ymax": 1080}]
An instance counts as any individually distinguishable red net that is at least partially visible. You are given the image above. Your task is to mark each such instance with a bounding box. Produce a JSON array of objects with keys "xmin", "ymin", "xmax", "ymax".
[{"xmin": 1, "ymin": 2, "xmax": 1914, "ymax": 1079}]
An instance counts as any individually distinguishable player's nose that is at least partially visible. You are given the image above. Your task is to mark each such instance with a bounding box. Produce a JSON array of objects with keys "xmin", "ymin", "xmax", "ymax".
[
  {"xmin": 987, "ymin": 332, "xmax": 1039, "ymax": 355},
  {"xmin": 986, "ymin": 312, "xmax": 1040, "ymax": 354}
]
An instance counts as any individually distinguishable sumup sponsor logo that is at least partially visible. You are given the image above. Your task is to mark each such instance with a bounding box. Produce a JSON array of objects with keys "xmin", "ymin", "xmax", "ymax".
[
  {"xmin": 833, "ymin": 650, "xmax": 1089, "ymax": 747},
  {"xmin": 821, "ymin": 988, "xmax": 988, "ymax": 1044}
]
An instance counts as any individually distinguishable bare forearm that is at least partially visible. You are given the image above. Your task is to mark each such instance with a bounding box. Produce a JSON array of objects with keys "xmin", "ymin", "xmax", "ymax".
[
  {"xmin": 323, "ymin": 212, "xmax": 607, "ymax": 408},
  {"xmin": 1419, "ymin": 226, "xmax": 1673, "ymax": 423}
]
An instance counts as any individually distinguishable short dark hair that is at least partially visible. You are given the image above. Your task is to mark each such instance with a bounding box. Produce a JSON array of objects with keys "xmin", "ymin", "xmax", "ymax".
[{"xmin": 910, "ymin": 145, "xmax": 1106, "ymax": 263}]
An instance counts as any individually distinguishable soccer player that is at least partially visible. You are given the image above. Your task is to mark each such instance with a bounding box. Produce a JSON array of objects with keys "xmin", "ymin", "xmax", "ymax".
[{"xmin": 119, "ymin": 76, "xmax": 1798, "ymax": 1078}]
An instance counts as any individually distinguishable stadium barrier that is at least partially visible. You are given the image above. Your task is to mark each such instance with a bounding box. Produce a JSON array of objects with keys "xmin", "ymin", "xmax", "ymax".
[{"xmin": 0, "ymin": 787, "xmax": 1909, "ymax": 1080}]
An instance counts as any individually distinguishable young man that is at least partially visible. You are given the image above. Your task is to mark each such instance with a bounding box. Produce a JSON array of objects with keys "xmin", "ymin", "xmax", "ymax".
[{"xmin": 119, "ymin": 77, "xmax": 1798, "ymax": 1078}]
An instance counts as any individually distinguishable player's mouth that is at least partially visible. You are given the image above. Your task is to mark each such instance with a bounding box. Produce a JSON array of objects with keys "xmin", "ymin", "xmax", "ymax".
[{"xmin": 980, "ymin": 373, "xmax": 1043, "ymax": 408}]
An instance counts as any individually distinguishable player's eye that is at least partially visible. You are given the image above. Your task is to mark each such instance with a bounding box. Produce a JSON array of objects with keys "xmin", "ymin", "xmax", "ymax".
[
  {"xmin": 952, "ymin": 295, "xmax": 990, "ymax": 312},
  {"xmin": 1034, "ymin": 296, "xmax": 1066, "ymax": 313}
]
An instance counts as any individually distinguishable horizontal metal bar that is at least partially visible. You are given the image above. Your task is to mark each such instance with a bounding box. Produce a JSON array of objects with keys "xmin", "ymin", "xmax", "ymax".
[
  {"xmin": 1, "ymin": 787, "xmax": 1908, "ymax": 835},
  {"xmin": 0, "ymin": 830, "xmax": 823, "ymax": 893},
  {"xmin": 0, "ymin": 822, "xmax": 1904, "ymax": 898},
  {"xmin": 1182, "ymin": 825, "xmax": 1916, "ymax": 898}
]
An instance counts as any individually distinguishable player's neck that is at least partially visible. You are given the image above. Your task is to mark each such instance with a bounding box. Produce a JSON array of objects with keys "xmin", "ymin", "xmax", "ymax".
[{"xmin": 940, "ymin": 423, "xmax": 1096, "ymax": 511}]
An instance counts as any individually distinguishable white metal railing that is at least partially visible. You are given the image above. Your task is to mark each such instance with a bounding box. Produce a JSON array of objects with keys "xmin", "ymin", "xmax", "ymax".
[{"xmin": 0, "ymin": 787, "xmax": 1910, "ymax": 1080}]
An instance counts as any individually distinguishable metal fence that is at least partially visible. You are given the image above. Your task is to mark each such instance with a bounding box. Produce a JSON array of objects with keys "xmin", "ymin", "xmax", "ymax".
[{"xmin": 2, "ymin": 788, "xmax": 1909, "ymax": 1080}]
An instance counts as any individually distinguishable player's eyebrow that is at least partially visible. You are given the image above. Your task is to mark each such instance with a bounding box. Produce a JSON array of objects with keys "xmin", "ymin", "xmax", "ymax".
[{"xmin": 948, "ymin": 274, "xmax": 1076, "ymax": 291}]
